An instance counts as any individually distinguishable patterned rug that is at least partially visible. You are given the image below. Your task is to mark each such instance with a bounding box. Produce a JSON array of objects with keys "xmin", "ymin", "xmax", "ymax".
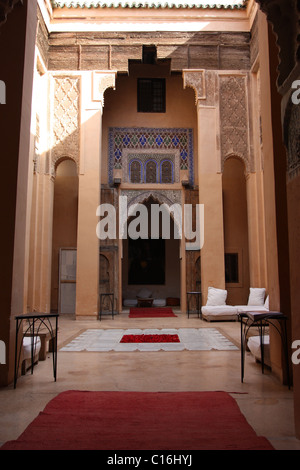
[{"xmin": 60, "ymin": 328, "xmax": 239, "ymax": 352}]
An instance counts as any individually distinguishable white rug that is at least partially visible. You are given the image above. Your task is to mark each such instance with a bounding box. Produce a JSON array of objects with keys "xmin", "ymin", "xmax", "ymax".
[{"xmin": 60, "ymin": 328, "xmax": 239, "ymax": 352}]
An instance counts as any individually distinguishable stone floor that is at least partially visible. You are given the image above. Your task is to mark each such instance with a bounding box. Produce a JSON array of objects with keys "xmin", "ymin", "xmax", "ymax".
[{"xmin": 1, "ymin": 310, "xmax": 300, "ymax": 450}]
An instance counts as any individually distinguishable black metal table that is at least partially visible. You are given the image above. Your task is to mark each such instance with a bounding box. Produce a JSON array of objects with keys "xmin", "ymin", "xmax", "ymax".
[
  {"xmin": 99, "ymin": 293, "xmax": 115, "ymax": 320},
  {"xmin": 239, "ymin": 311, "xmax": 290, "ymax": 388},
  {"xmin": 14, "ymin": 313, "xmax": 59, "ymax": 389},
  {"xmin": 187, "ymin": 291, "xmax": 202, "ymax": 319}
]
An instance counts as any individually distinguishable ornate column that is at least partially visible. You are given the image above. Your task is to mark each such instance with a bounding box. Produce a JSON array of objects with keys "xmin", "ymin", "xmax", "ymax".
[
  {"xmin": 76, "ymin": 71, "xmax": 116, "ymax": 318},
  {"xmin": 183, "ymin": 70, "xmax": 225, "ymax": 304}
]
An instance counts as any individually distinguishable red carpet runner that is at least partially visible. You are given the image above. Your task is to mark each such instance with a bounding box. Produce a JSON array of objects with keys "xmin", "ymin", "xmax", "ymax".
[
  {"xmin": 129, "ymin": 307, "xmax": 177, "ymax": 318},
  {"xmin": 120, "ymin": 334, "xmax": 180, "ymax": 343},
  {"xmin": 1, "ymin": 391, "xmax": 274, "ymax": 450}
]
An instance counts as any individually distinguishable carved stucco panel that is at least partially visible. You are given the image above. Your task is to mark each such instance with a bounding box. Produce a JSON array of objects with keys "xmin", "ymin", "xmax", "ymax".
[
  {"xmin": 0, "ymin": 0, "xmax": 21, "ymax": 27},
  {"xmin": 51, "ymin": 76, "xmax": 81, "ymax": 174},
  {"xmin": 285, "ymin": 101, "xmax": 300, "ymax": 180},
  {"xmin": 182, "ymin": 69, "xmax": 206, "ymax": 104},
  {"xmin": 92, "ymin": 71, "xmax": 117, "ymax": 107},
  {"xmin": 219, "ymin": 74, "xmax": 252, "ymax": 173}
]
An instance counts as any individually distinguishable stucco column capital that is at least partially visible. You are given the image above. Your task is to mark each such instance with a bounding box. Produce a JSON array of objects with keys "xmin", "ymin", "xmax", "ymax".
[
  {"xmin": 92, "ymin": 70, "xmax": 117, "ymax": 109},
  {"xmin": 182, "ymin": 69, "xmax": 206, "ymax": 105}
]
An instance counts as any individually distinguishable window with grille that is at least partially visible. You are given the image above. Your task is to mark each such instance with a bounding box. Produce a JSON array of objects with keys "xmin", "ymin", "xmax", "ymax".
[
  {"xmin": 145, "ymin": 160, "xmax": 158, "ymax": 183},
  {"xmin": 130, "ymin": 160, "xmax": 143, "ymax": 183},
  {"xmin": 138, "ymin": 78, "xmax": 166, "ymax": 113},
  {"xmin": 128, "ymin": 157, "xmax": 175, "ymax": 184},
  {"xmin": 161, "ymin": 160, "xmax": 173, "ymax": 183}
]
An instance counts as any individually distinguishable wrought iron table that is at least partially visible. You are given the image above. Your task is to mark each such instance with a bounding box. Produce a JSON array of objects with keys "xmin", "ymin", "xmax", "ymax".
[
  {"xmin": 239, "ymin": 311, "xmax": 290, "ymax": 388},
  {"xmin": 14, "ymin": 313, "xmax": 59, "ymax": 389}
]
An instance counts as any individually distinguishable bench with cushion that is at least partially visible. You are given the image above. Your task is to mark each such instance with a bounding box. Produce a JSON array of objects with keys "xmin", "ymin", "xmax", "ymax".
[{"xmin": 201, "ymin": 287, "xmax": 269, "ymax": 322}]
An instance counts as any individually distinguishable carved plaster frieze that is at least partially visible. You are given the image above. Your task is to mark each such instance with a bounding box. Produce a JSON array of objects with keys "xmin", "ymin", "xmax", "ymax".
[
  {"xmin": 255, "ymin": 0, "xmax": 300, "ymax": 90},
  {"xmin": 0, "ymin": 0, "xmax": 22, "ymax": 26},
  {"xmin": 219, "ymin": 74, "xmax": 252, "ymax": 173},
  {"xmin": 50, "ymin": 75, "xmax": 81, "ymax": 176},
  {"xmin": 182, "ymin": 70, "xmax": 206, "ymax": 104},
  {"xmin": 92, "ymin": 71, "xmax": 117, "ymax": 107},
  {"xmin": 284, "ymin": 99, "xmax": 300, "ymax": 180},
  {"xmin": 121, "ymin": 189, "xmax": 182, "ymax": 208}
]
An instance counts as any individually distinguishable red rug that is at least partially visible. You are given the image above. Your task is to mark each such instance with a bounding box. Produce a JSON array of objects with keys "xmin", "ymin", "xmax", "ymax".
[
  {"xmin": 1, "ymin": 391, "xmax": 274, "ymax": 450},
  {"xmin": 129, "ymin": 307, "xmax": 177, "ymax": 318},
  {"xmin": 120, "ymin": 334, "xmax": 180, "ymax": 343}
]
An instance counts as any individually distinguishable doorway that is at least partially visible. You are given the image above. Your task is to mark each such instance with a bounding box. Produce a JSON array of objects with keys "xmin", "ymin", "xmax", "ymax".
[
  {"xmin": 51, "ymin": 158, "xmax": 78, "ymax": 313},
  {"xmin": 122, "ymin": 196, "xmax": 181, "ymax": 307}
]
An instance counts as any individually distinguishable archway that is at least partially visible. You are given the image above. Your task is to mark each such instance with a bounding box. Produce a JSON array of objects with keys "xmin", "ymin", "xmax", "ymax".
[
  {"xmin": 51, "ymin": 158, "xmax": 79, "ymax": 314},
  {"xmin": 122, "ymin": 195, "xmax": 181, "ymax": 310}
]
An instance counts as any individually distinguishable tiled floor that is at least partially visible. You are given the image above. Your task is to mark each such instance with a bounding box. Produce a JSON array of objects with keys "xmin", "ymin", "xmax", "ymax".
[{"xmin": 1, "ymin": 311, "xmax": 300, "ymax": 450}]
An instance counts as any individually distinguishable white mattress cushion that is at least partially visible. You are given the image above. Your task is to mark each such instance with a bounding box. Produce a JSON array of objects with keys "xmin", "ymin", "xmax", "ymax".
[
  {"xmin": 264, "ymin": 295, "xmax": 269, "ymax": 309},
  {"xmin": 153, "ymin": 299, "xmax": 166, "ymax": 307},
  {"xmin": 23, "ymin": 337, "xmax": 41, "ymax": 360},
  {"xmin": 236, "ymin": 305, "xmax": 268, "ymax": 314},
  {"xmin": 206, "ymin": 287, "xmax": 227, "ymax": 306},
  {"xmin": 202, "ymin": 306, "xmax": 238, "ymax": 316},
  {"xmin": 123, "ymin": 299, "xmax": 138, "ymax": 307},
  {"xmin": 248, "ymin": 335, "xmax": 270, "ymax": 364},
  {"xmin": 247, "ymin": 287, "xmax": 266, "ymax": 306}
]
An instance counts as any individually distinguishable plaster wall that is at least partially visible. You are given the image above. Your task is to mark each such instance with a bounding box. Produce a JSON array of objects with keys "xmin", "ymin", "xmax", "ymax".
[
  {"xmin": 223, "ymin": 157, "xmax": 250, "ymax": 305},
  {"xmin": 102, "ymin": 63, "xmax": 198, "ymax": 186}
]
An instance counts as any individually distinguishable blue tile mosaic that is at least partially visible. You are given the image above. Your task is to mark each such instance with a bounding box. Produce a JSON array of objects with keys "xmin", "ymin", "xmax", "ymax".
[{"xmin": 108, "ymin": 127, "xmax": 194, "ymax": 185}]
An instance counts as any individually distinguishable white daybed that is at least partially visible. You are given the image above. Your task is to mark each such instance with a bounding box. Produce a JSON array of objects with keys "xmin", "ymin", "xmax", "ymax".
[{"xmin": 201, "ymin": 287, "xmax": 269, "ymax": 322}]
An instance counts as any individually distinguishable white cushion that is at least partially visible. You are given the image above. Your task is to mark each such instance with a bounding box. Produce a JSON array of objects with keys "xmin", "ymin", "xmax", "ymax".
[
  {"xmin": 137, "ymin": 288, "xmax": 152, "ymax": 299},
  {"xmin": 202, "ymin": 306, "xmax": 237, "ymax": 315},
  {"xmin": 248, "ymin": 335, "xmax": 270, "ymax": 366},
  {"xmin": 206, "ymin": 287, "xmax": 227, "ymax": 306},
  {"xmin": 236, "ymin": 305, "xmax": 268, "ymax": 314},
  {"xmin": 153, "ymin": 299, "xmax": 166, "ymax": 307},
  {"xmin": 22, "ymin": 336, "xmax": 41, "ymax": 360},
  {"xmin": 123, "ymin": 299, "xmax": 138, "ymax": 307},
  {"xmin": 247, "ymin": 288, "xmax": 266, "ymax": 306},
  {"xmin": 264, "ymin": 295, "xmax": 269, "ymax": 310}
]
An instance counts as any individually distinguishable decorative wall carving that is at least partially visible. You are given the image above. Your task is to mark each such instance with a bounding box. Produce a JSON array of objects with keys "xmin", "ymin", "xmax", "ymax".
[
  {"xmin": 51, "ymin": 76, "xmax": 80, "ymax": 173},
  {"xmin": 92, "ymin": 71, "xmax": 116, "ymax": 106},
  {"xmin": 109, "ymin": 127, "xmax": 194, "ymax": 185},
  {"xmin": 0, "ymin": 0, "xmax": 21, "ymax": 27},
  {"xmin": 121, "ymin": 189, "xmax": 182, "ymax": 208},
  {"xmin": 123, "ymin": 149, "xmax": 180, "ymax": 184},
  {"xmin": 219, "ymin": 74, "xmax": 251, "ymax": 172},
  {"xmin": 255, "ymin": 0, "xmax": 300, "ymax": 90},
  {"xmin": 182, "ymin": 69, "xmax": 206, "ymax": 104},
  {"xmin": 284, "ymin": 100, "xmax": 300, "ymax": 180}
]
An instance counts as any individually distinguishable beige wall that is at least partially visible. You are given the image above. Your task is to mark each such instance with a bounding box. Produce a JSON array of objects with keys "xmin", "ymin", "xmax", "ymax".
[
  {"xmin": 223, "ymin": 157, "xmax": 250, "ymax": 305},
  {"xmin": 102, "ymin": 63, "xmax": 198, "ymax": 186},
  {"xmin": 51, "ymin": 159, "xmax": 78, "ymax": 312}
]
